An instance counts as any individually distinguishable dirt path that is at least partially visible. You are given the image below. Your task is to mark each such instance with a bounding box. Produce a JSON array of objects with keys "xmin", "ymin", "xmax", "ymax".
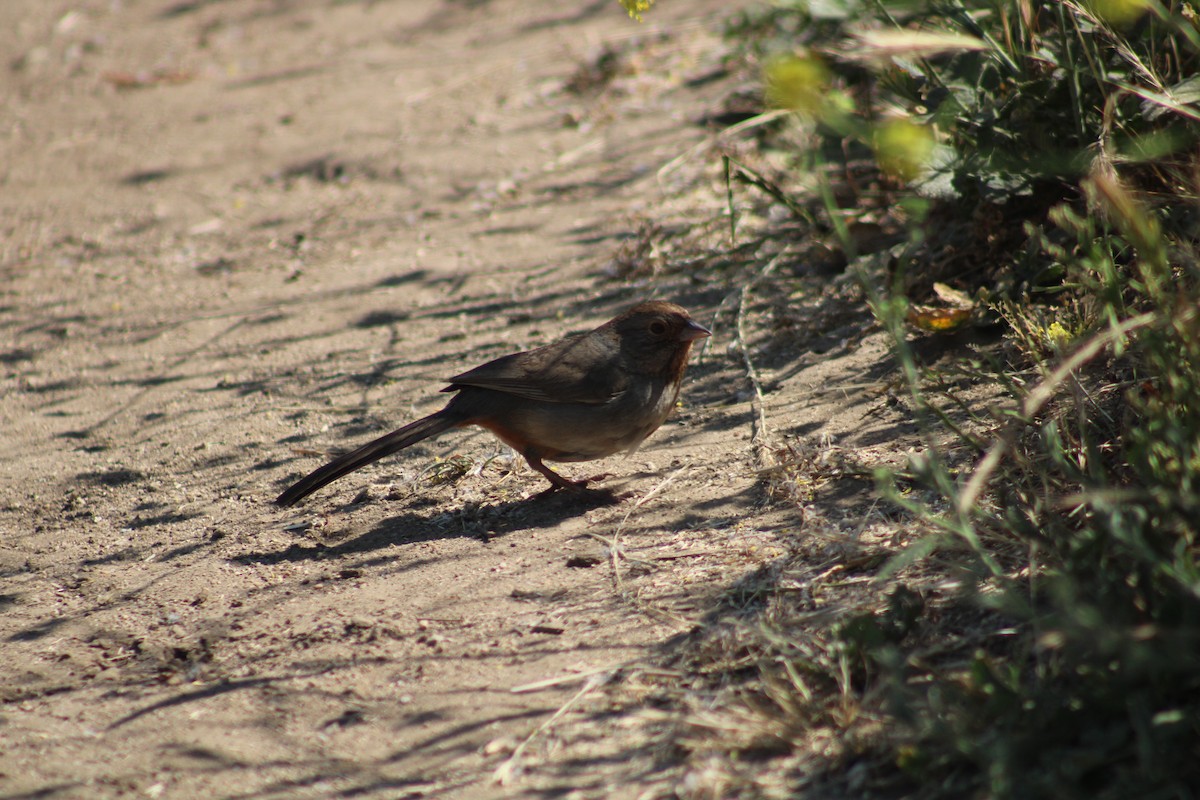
[{"xmin": 1, "ymin": 2, "xmax": 911, "ymax": 797}]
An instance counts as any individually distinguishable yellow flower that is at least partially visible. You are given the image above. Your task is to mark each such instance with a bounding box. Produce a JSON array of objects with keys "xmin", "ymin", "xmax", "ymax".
[
  {"xmin": 764, "ymin": 55, "xmax": 830, "ymax": 116},
  {"xmin": 618, "ymin": 0, "xmax": 654, "ymax": 21},
  {"xmin": 1045, "ymin": 321, "xmax": 1073, "ymax": 349},
  {"xmin": 1088, "ymin": 0, "xmax": 1151, "ymax": 26},
  {"xmin": 873, "ymin": 118, "xmax": 935, "ymax": 181}
]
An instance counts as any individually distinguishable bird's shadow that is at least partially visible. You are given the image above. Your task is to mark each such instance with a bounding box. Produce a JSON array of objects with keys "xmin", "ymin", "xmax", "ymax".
[{"xmin": 234, "ymin": 487, "xmax": 619, "ymax": 568}]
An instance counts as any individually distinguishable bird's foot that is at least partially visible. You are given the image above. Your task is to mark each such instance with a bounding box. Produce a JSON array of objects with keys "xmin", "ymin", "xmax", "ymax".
[
  {"xmin": 536, "ymin": 471, "xmax": 612, "ymax": 495},
  {"xmin": 534, "ymin": 475, "xmax": 622, "ymax": 504}
]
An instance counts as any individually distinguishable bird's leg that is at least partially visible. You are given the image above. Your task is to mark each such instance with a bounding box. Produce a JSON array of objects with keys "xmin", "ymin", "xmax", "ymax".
[
  {"xmin": 525, "ymin": 452, "xmax": 621, "ymax": 493},
  {"xmin": 524, "ymin": 454, "xmax": 622, "ymax": 503},
  {"xmin": 524, "ymin": 453, "xmax": 586, "ymax": 491}
]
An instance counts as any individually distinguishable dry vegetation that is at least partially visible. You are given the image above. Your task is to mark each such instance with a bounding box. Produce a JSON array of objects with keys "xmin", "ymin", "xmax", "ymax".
[{"xmin": 560, "ymin": 2, "xmax": 1200, "ymax": 798}]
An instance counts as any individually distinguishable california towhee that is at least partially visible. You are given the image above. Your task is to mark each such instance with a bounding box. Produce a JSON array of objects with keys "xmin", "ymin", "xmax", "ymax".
[{"xmin": 274, "ymin": 300, "xmax": 710, "ymax": 506}]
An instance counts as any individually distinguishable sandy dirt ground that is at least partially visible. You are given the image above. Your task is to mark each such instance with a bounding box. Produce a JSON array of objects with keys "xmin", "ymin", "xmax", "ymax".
[{"xmin": 0, "ymin": 1, "xmax": 914, "ymax": 797}]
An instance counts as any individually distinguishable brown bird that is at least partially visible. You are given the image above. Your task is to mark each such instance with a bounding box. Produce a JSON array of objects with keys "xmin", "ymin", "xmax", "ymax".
[{"xmin": 274, "ymin": 300, "xmax": 710, "ymax": 506}]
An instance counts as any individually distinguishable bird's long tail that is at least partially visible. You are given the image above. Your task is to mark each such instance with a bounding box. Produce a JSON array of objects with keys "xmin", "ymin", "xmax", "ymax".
[{"xmin": 274, "ymin": 411, "xmax": 460, "ymax": 506}]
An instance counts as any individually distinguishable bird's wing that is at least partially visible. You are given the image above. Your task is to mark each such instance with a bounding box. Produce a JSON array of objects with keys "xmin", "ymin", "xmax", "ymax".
[{"xmin": 444, "ymin": 333, "xmax": 627, "ymax": 405}]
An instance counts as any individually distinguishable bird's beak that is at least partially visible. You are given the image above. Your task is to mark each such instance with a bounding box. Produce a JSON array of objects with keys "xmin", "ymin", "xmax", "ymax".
[{"xmin": 678, "ymin": 318, "xmax": 711, "ymax": 342}]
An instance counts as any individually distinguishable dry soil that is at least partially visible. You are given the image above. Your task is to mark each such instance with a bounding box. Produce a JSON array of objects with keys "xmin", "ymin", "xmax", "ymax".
[{"xmin": 1, "ymin": 2, "xmax": 914, "ymax": 797}]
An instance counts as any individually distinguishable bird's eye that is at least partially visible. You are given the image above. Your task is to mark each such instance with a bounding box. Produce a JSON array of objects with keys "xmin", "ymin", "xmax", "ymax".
[{"xmin": 649, "ymin": 320, "xmax": 669, "ymax": 336}]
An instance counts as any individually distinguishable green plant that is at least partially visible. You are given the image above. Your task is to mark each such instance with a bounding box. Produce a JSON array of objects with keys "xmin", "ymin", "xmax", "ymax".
[{"xmin": 674, "ymin": 2, "xmax": 1200, "ymax": 797}]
